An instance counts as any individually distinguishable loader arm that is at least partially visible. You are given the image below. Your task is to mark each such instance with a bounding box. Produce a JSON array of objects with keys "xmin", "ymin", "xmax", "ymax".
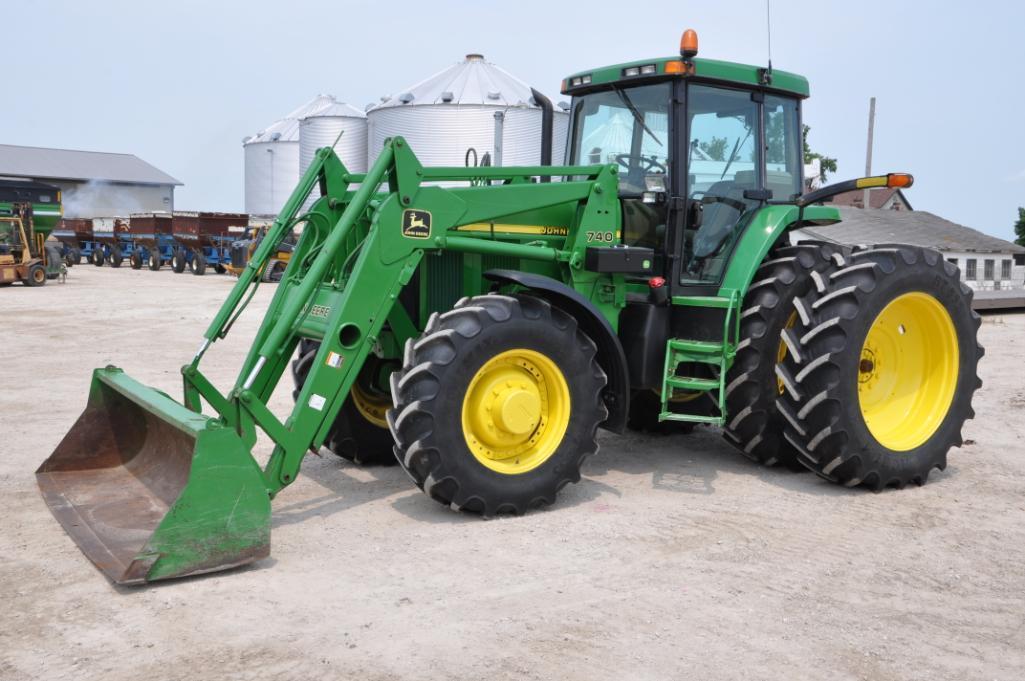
[{"xmin": 183, "ymin": 138, "xmax": 620, "ymax": 496}]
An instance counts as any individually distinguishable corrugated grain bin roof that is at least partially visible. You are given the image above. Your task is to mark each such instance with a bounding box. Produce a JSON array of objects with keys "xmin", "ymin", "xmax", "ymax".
[
  {"xmin": 245, "ymin": 94, "xmax": 339, "ymax": 144},
  {"xmin": 300, "ymin": 101, "xmax": 365, "ymax": 120},
  {"xmin": 370, "ymin": 54, "xmax": 544, "ymax": 110},
  {"xmin": 0, "ymin": 144, "xmax": 181, "ymax": 185}
]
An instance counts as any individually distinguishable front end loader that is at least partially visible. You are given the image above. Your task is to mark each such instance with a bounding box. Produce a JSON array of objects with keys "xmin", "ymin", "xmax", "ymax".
[{"xmin": 38, "ymin": 30, "xmax": 982, "ymax": 584}]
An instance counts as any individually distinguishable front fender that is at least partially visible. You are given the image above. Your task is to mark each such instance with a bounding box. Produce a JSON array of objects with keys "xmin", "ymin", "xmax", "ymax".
[{"xmin": 484, "ymin": 269, "xmax": 629, "ymax": 434}]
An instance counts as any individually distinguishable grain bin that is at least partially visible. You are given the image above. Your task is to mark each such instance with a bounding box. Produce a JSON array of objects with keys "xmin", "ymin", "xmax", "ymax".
[
  {"xmin": 299, "ymin": 102, "xmax": 367, "ymax": 175},
  {"xmin": 366, "ymin": 54, "xmax": 568, "ymax": 171},
  {"xmin": 298, "ymin": 101, "xmax": 367, "ymax": 210},
  {"xmin": 243, "ymin": 95, "xmax": 336, "ymax": 217}
]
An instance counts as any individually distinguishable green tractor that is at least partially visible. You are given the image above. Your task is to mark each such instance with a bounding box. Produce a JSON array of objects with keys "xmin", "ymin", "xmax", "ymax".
[{"xmin": 38, "ymin": 30, "xmax": 981, "ymax": 584}]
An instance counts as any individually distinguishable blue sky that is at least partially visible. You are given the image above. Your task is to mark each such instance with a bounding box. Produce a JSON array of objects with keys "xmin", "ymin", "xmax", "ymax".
[{"xmin": 6, "ymin": 1, "xmax": 1023, "ymax": 240}]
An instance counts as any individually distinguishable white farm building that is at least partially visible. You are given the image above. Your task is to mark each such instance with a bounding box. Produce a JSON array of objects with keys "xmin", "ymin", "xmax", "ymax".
[{"xmin": 794, "ymin": 207, "xmax": 1025, "ymax": 291}]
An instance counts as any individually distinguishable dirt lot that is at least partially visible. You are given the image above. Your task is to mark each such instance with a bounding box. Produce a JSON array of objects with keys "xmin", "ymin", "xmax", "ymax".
[{"xmin": 2, "ymin": 265, "xmax": 1023, "ymax": 681}]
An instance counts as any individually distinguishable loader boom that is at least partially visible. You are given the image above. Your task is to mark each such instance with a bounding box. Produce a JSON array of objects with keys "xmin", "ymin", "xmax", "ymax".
[{"xmin": 183, "ymin": 138, "xmax": 620, "ymax": 496}]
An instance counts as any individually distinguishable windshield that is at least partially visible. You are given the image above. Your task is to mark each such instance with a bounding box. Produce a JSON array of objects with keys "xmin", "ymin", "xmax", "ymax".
[{"xmin": 569, "ymin": 82, "xmax": 671, "ymax": 195}]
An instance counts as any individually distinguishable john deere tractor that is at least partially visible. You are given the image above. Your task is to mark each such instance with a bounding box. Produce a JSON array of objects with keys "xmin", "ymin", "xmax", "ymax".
[{"xmin": 38, "ymin": 30, "xmax": 981, "ymax": 584}]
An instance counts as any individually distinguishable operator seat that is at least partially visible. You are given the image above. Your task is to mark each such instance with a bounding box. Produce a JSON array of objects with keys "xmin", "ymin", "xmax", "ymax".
[{"xmin": 692, "ymin": 179, "xmax": 751, "ymax": 259}]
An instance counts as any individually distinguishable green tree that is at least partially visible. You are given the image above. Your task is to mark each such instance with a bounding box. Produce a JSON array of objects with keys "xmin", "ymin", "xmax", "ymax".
[
  {"xmin": 1014, "ymin": 207, "xmax": 1025, "ymax": 247},
  {"xmin": 803, "ymin": 124, "xmax": 837, "ymax": 183},
  {"xmin": 699, "ymin": 136, "xmax": 728, "ymax": 162}
]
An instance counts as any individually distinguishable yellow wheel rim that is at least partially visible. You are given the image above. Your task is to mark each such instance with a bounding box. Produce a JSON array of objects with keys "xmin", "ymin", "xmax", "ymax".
[
  {"xmin": 777, "ymin": 310, "xmax": 797, "ymax": 395},
  {"xmin": 461, "ymin": 348, "xmax": 571, "ymax": 474},
  {"xmin": 351, "ymin": 382, "xmax": 391, "ymax": 429},
  {"xmin": 858, "ymin": 292, "xmax": 959, "ymax": 451}
]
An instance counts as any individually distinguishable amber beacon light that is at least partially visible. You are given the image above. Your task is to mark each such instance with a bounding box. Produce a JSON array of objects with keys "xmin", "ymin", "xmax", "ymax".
[{"xmin": 680, "ymin": 29, "xmax": 699, "ymax": 59}]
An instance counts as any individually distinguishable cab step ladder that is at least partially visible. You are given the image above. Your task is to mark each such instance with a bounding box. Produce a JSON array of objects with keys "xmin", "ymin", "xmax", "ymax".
[{"xmin": 659, "ymin": 290, "xmax": 742, "ymax": 426}]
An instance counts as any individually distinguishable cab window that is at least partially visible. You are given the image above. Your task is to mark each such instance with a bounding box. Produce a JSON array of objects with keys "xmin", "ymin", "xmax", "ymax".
[
  {"xmin": 764, "ymin": 95, "xmax": 802, "ymax": 200},
  {"xmin": 682, "ymin": 85, "xmax": 760, "ymax": 285}
]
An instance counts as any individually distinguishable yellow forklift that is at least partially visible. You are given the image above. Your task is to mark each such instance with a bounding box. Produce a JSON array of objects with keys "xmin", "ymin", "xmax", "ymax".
[
  {"xmin": 224, "ymin": 223, "xmax": 295, "ymax": 281},
  {"xmin": 0, "ymin": 204, "xmax": 62, "ymax": 287}
]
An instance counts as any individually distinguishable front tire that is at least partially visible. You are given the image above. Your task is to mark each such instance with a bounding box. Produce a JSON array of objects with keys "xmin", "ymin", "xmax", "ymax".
[
  {"xmin": 24, "ymin": 263, "xmax": 46, "ymax": 287},
  {"xmin": 389, "ymin": 294, "xmax": 607, "ymax": 516},
  {"xmin": 291, "ymin": 341, "xmax": 398, "ymax": 465},
  {"xmin": 776, "ymin": 245, "xmax": 983, "ymax": 489}
]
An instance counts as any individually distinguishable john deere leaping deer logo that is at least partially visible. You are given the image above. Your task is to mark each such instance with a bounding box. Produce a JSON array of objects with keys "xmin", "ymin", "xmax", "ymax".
[{"xmin": 402, "ymin": 209, "xmax": 432, "ymax": 239}]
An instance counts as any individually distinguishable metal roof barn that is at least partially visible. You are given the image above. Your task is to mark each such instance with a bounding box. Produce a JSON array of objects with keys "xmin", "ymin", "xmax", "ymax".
[
  {"xmin": 367, "ymin": 54, "xmax": 569, "ymax": 172},
  {"xmin": 0, "ymin": 144, "xmax": 181, "ymax": 218},
  {"xmin": 243, "ymin": 95, "xmax": 337, "ymax": 217}
]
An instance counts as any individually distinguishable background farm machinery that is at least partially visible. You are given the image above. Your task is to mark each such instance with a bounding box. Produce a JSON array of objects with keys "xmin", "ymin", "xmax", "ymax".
[{"xmin": 51, "ymin": 211, "xmax": 251, "ymax": 275}]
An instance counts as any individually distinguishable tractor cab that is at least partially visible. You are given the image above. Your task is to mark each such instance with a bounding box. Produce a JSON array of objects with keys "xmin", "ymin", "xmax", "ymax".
[{"xmin": 562, "ymin": 30, "xmax": 807, "ymax": 291}]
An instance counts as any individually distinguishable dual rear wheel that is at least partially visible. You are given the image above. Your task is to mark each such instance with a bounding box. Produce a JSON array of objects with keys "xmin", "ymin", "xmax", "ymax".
[
  {"xmin": 727, "ymin": 242, "xmax": 981, "ymax": 489},
  {"xmin": 775, "ymin": 244, "xmax": 982, "ymax": 489}
]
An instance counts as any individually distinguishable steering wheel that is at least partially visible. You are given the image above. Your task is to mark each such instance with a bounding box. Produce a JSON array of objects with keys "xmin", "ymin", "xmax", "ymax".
[{"xmin": 615, "ymin": 154, "xmax": 667, "ymax": 175}]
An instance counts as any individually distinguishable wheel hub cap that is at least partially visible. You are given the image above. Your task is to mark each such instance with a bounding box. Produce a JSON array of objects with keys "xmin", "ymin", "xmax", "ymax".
[
  {"xmin": 857, "ymin": 292, "xmax": 959, "ymax": 451},
  {"xmin": 462, "ymin": 349, "xmax": 571, "ymax": 474}
]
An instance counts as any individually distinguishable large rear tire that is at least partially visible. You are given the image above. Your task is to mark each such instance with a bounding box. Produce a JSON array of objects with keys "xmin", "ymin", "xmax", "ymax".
[
  {"xmin": 722, "ymin": 241, "xmax": 846, "ymax": 468},
  {"xmin": 775, "ymin": 244, "xmax": 982, "ymax": 489},
  {"xmin": 290, "ymin": 341, "xmax": 398, "ymax": 466},
  {"xmin": 389, "ymin": 294, "xmax": 607, "ymax": 516}
]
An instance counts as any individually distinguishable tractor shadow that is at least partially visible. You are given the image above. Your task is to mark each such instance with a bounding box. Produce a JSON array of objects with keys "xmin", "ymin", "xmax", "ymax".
[
  {"xmin": 272, "ymin": 423, "xmax": 871, "ymax": 531},
  {"xmin": 588, "ymin": 425, "xmax": 863, "ymax": 498},
  {"xmin": 388, "ymin": 474, "xmax": 622, "ymax": 524},
  {"xmin": 271, "ymin": 452, "xmax": 411, "ymax": 528}
]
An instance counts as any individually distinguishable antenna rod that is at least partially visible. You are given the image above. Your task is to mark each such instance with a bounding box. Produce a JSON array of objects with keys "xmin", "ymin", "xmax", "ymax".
[
  {"xmin": 766, "ymin": 0, "xmax": 773, "ymax": 69},
  {"xmin": 864, "ymin": 96, "xmax": 876, "ymax": 208}
]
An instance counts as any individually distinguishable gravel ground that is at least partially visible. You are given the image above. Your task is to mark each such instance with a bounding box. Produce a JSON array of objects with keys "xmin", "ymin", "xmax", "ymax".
[{"xmin": 2, "ymin": 265, "xmax": 1023, "ymax": 681}]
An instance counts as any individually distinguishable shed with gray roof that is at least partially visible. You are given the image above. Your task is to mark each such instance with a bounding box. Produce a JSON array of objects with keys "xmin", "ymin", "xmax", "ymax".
[
  {"xmin": 0, "ymin": 144, "xmax": 181, "ymax": 218},
  {"xmin": 794, "ymin": 207, "xmax": 1025, "ymax": 291}
]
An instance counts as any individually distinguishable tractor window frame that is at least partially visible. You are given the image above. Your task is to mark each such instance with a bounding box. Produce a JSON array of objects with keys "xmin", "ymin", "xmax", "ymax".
[
  {"xmin": 566, "ymin": 80, "xmax": 673, "ymax": 197},
  {"xmin": 671, "ymin": 80, "xmax": 804, "ymax": 293}
]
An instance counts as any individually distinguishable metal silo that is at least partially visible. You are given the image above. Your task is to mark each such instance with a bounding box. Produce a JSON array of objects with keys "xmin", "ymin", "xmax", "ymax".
[
  {"xmin": 243, "ymin": 95, "xmax": 336, "ymax": 217},
  {"xmin": 367, "ymin": 54, "xmax": 567, "ymax": 172},
  {"xmin": 299, "ymin": 101, "xmax": 368, "ymax": 174},
  {"xmin": 297, "ymin": 102, "xmax": 367, "ymax": 212}
]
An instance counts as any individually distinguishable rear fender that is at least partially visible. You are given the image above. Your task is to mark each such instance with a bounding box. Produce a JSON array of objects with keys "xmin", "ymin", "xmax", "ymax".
[{"xmin": 719, "ymin": 204, "xmax": 840, "ymax": 295}]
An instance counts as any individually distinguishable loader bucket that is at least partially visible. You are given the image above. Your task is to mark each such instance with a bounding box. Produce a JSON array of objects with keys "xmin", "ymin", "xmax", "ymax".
[{"xmin": 36, "ymin": 367, "xmax": 270, "ymax": 585}]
